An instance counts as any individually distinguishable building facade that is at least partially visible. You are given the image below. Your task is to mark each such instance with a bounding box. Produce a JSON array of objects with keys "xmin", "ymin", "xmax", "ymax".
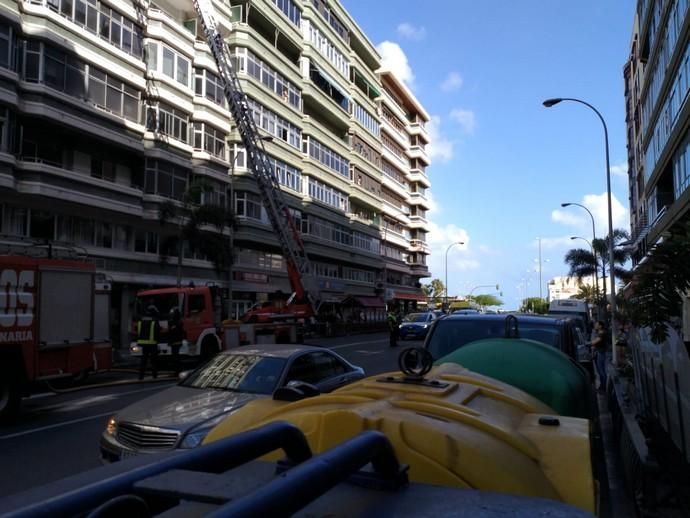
[
  {"xmin": 625, "ymin": 0, "xmax": 690, "ymax": 266},
  {"xmin": 0, "ymin": 0, "xmax": 431, "ymax": 347},
  {"xmin": 547, "ymin": 275, "xmax": 598, "ymax": 301}
]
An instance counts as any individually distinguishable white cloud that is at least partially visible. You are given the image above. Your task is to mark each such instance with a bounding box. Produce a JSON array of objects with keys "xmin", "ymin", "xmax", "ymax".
[
  {"xmin": 538, "ymin": 235, "xmax": 580, "ymax": 250},
  {"xmin": 440, "ymin": 72, "xmax": 464, "ymax": 92},
  {"xmin": 396, "ymin": 22, "xmax": 426, "ymax": 41},
  {"xmin": 552, "ymin": 192, "xmax": 630, "ymax": 238},
  {"xmin": 426, "ymin": 115, "xmax": 454, "ymax": 163},
  {"xmin": 376, "ymin": 41, "xmax": 414, "ymax": 86},
  {"xmin": 610, "ymin": 161, "xmax": 628, "ymax": 178},
  {"xmin": 449, "ymin": 108, "xmax": 476, "ymax": 134}
]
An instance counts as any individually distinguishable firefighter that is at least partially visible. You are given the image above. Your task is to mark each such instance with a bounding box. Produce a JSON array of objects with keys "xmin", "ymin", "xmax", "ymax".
[{"xmin": 137, "ymin": 305, "xmax": 161, "ymax": 380}]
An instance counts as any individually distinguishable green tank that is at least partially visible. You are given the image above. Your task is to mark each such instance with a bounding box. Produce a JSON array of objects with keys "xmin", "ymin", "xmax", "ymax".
[{"xmin": 435, "ymin": 338, "xmax": 593, "ymax": 418}]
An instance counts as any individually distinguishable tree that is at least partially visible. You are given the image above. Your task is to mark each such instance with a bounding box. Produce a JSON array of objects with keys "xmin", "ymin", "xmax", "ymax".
[
  {"xmin": 625, "ymin": 220, "xmax": 690, "ymax": 343},
  {"xmin": 563, "ymin": 228, "xmax": 632, "ymax": 301},
  {"xmin": 520, "ymin": 297, "xmax": 548, "ymax": 314},
  {"xmin": 422, "ymin": 279, "xmax": 446, "ymax": 306},
  {"xmin": 575, "ymin": 283, "xmax": 597, "ymax": 305},
  {"xmin": 159, "ymin": 180, "xmax": 233, "ymax": 286},
  {"xmin": 472, "ymin": 294, "xmax": 503, "ymax": 308}
]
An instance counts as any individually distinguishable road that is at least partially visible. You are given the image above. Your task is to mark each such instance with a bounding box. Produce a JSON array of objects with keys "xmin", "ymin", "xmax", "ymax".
[{"xmin": 0, "ymin": 333, "xmax": 419, "ymax": 499}]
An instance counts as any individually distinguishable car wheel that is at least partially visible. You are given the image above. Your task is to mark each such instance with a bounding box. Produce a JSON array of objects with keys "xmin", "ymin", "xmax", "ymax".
[{"xmin": 200, "ymin": 336, "xmax": 219, "ymax": 361}]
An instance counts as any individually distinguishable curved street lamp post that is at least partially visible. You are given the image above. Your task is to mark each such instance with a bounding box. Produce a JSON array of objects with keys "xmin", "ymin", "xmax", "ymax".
[
  {"xmin": 544, "ymin": 97, "xmax": 617, "ymax": 364},
  {"xmin": 562, "ymin": 202, "xmax": 600, "ymax": 309}
]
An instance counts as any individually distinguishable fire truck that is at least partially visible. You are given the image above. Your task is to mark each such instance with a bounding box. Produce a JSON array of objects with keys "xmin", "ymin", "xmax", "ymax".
[
  {"xmin": 129, "ymin": 284, "xmax": 223, "ymax": 359},
  {"xmin": 0, "ymin": 256, "xmax": 112, "ymax": 422}
]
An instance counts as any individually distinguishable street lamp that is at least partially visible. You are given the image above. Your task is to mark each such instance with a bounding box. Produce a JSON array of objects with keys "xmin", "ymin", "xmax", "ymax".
[
  {"xmin": 562, "ymin": 202, "xmax": 600, "ymax": 306},
  {"xmin": 544, "ymin": 97, "xmax": 618, "ymax": 363},
  {"xmin": 444, "ymin": 241, "xmax": 464, "ymax": 310},
  {"xmin": 227, "ymin": 136, "xmax": 273, "ymax": 320}
]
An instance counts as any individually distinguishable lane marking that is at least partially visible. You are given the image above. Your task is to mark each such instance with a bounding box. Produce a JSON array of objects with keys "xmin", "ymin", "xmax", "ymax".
[
  {"xmin": 0, "ymin": 411, "xmax": 115, "ymax": 440},
  {"xmin": 328, "ymin": 338, "xmax": 387, "ymax": 350},
  {"xmin": 33, "ymin": 384, "xmax": 175, "ymax": 413}
]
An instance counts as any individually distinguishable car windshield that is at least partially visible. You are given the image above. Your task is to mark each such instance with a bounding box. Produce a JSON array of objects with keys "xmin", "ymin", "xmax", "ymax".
[
  {"xmin": 404, "ymin": 313, "xmax": 428, "ymax": 323},
  {"xmin": 427, "ymin": 319, "xmax": 563, "ymax": 359},
  {"xmin": 181, "ymin": 354, "xmax": 287, "ymax": 395}
]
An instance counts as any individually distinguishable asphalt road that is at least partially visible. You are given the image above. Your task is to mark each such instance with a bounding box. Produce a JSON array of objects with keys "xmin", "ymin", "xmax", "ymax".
[{"xmin": 0, "ymin": 332, "xmax": 420, "ymax": 499}]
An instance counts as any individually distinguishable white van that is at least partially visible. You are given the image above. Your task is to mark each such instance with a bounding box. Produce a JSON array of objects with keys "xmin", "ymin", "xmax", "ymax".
[{"xmin": 548, "ymin": 299, "xmax": 590, "ymax": 332}]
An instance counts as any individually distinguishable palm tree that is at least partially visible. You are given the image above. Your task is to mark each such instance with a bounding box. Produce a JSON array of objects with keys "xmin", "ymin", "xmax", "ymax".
[
  {"xmin": 159, "ymin": 179, "xmax": 233, "ymax": 286},
  {"xmin": 564, "ymin": 228, "xmax": 632, "ymax": 302},
  {"xmin": 575, "ymin": 283, "xmax": 597, "ymax": 305}
]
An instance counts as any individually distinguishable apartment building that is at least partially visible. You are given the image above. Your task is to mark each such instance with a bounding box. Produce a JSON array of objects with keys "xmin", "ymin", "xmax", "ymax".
[
  {"xmin": 547, "ymin": 275, "xmax": 598, "ymax": 301},
  {"xmin": 625, "ymin": 0, "xmax": 690, "ymax": 266},
  {"xmin": 0, "ymin": 0, "xmax": 432, "ymax": 347}
]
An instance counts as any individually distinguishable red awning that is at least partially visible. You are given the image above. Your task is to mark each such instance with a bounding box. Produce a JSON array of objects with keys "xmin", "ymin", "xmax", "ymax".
[
  {"xmin": 392, "ymin": 291, "xmax": 426, "ymax": 301},
  {"xmin": 350, "ymin": 296, "xmax": 386, "ymax": 308}
]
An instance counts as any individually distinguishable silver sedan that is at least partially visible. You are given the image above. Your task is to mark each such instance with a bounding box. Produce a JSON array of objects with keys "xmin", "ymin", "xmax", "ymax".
[{"xmin": 100, "ymin": 344, "xmax": 364, "ymax": 462}]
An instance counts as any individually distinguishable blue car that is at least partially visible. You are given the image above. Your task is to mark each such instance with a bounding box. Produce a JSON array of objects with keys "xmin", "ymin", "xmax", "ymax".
[{"xmin": 399, "ymin": 312, "xmax": 437, "ymax": 340}]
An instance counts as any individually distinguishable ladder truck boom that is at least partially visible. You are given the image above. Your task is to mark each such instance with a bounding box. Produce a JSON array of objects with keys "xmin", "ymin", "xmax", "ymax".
[{"xmin": 192, "ymin": 0, "xmax": 316, "ymax": 313}]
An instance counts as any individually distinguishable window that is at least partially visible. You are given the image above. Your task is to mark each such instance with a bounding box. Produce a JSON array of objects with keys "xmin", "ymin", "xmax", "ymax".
[
  {"xmin": 147, "ymin": 102, "xmax": 189, "ymax": 143},
  {"xmin": 240, "ymin": 48, "xmax": 301, "ymax": 108},
  {"xmin": 44, "ymin": 0, "xmax": 143, "ymax": 58},
  {"xmin": 268, "ymin": 156, "xmax": 302, "ymax": 192},
  {"xmin": 144, "ymin": 159, "xmax": 190, "ymax": 200},
  {"xmin": 235, "ymin": 192, "xmax": 264, "ymax": 220},
  {"xmin": 271, "ymin": 0, "xmax": 300, "ymax": 26},
  {"xmin": 246, "ymin": 98, "xmax": 301, "ymax": 148},
  {"xmin": 134, "ymin": 230, "xmax": 158, "ymax": 254},
  {"xmin": 148, "ymin": 41, "xmax": 191, "ymax": 88},
  {"xmin": 29, "ymin": 210, "xmax": 55, "ymax": 240},
  {"xmin": 194, "ymin": 68, "xmax": 226, "ymax": 107},
  {"xmin": 353, "ymin": 102, "xmax": 380, "ymax": 137},
  {"xmin": 91, "ymin": 156, "xmax": 116, "ymax": 181},
  {"xmin": 306, "ymin": 137, "xmax": 349, "ymax": 177},
  {"xmin": 302, "ymin": 20, "xmax": 348, "ymax": 77},
  {"xmin": 308, "ymin": 177, "xmax": 348, "ymax": 211},
  {"xmin": 95, "ymin": 221, "xmax": 112, "ymax": 248},
  {"xmin": 188, "ymin": 294, "xmax": 205, "ymax": 314},
  {"xmin": 193, "ymin": 122, "xmax": 226, "ymax": 158},
  {"xmin": 0, "ymin": 24, "xmax": 13, "ymax": 70}
]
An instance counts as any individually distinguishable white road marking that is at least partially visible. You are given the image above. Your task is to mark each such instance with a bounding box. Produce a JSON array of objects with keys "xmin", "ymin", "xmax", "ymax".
[
  {"xmin": 354, "ymin": 350, "xmax": 384, "ymax": 355},
  {"xmin": 328, "ymin": 338, "xmax": 387, "ymax": 350},
  {"xmin": 35, "ymin": 384, "xmax": 174, "ymax": 413},
  {"xmin": 0, "ymin": 411, "xmax": 115, "ymax": 440}
]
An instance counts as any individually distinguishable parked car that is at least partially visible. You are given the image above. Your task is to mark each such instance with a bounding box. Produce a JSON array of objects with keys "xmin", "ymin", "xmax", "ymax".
[
  {"xmin": 424, "ymin": 313, "xmax": 579, "ymax": 361},
  {"xmin": 100, "ymin": 345, "xmax": 364, "ymax": 462},
  {"xmin": 452, "ymin": 308, "xmax": 481, "ymax": 315},
  {"xmin": 399, "ymin": 312, "xmax": 437, "ymax": 340}
]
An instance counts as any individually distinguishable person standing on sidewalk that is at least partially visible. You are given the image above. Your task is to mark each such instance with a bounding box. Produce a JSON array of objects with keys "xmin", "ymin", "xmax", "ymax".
[
  {"xmin": 591, "ymin": 320, "xmax": 611, "ymax": 393},
  {"xmin": 137, "ymin": 305, "xmax": 161, "ymax": 380}
]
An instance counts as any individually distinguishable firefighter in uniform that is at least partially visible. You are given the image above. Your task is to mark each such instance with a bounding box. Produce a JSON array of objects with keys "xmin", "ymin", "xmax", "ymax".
[{"xmin": 137, "ymin": 305, "xmax": 161, "ymax": 380}]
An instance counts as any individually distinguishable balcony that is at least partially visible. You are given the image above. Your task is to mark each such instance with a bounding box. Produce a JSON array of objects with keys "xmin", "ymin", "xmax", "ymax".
[
  {"xmin": 407, "ymin": 214, "xmax": 428, "ymax": 229},
  {"xmin": 409, "ymin": 239, "xmax": 430, "ymax": 254},
  {"xmin": 407, "ymin": 169, "xmax": 431, "ymax": 188},
  {"xmin": 407, "ymin": 145, "xmax": 429, "ymax": 164},
  {"xmin": 408, "ymin": 121, "xmax": 429, "ymax": 141},
  {"xmin": 408, "ymin": 191, "xmax": 430, "ymax": 209}
]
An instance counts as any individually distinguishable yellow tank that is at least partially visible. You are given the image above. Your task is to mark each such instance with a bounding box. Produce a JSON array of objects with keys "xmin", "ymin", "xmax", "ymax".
[{"xmin": 205, "ymin": 363, "xmax": 595, "ymax": 514}]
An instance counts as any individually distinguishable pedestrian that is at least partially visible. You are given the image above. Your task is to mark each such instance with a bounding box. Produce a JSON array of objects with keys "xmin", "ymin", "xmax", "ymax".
[
  {"xmin": 137, "ymin": 305, "xmax": 161, "ymax": 380},
  {"xmin": 591, "ymin": 320, "xmax": 611, "ymax": 393},
  {"xmin": 387, "ymin": 309, "xmax": 400, "ymax": 348},
  {"xmin": 168, "ymin": 307, "xmax": 184, "ymax": 375}
]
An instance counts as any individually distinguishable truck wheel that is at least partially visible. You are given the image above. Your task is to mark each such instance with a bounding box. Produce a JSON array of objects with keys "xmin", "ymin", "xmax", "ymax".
[
  {"xmin": 200, "ymin": 337, "xmax": 219, "ymax": 361},
  {"xmin": 0, "ymin": 367, "xmax": 21, "ymax": 424}
]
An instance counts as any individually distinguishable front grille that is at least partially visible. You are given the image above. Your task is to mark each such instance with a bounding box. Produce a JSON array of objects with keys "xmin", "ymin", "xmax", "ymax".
[{"xmin": 117, "ymin": 422, "xmax": 180, "ymax": 450}]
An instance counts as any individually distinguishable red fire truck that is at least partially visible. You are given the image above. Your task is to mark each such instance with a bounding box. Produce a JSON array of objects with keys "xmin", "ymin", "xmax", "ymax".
[{"xmin": 0, "ymin": 256, "xmax": 112, "ymax": 422}]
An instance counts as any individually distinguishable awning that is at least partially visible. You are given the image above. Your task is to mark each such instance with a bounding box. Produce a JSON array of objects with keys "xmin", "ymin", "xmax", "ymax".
[
  {"xmin": 344, "ymin": 296, "xmax": 385, "ymax": 308},
  {"xmin": 310, "ymin": 65, "xmax": 351, "ymax": 100},
  {"xmin": 392, "ymin": 291, "xmax": 426, "ymax": 302},
  {"xmin": 354, "ymin": 68, "xmax": 381, "ymax": 98}
]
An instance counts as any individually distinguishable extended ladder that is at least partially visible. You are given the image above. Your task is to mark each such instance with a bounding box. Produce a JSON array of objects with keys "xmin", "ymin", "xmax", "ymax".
[{"xmin": 193, "ymin": 0, "xmax": 315, "ymax": 308}]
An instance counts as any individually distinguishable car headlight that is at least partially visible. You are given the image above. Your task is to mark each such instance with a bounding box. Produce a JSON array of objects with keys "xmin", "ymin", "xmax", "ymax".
[
  {"xmin": 130, "ymin": 344, "xmax": 141, "ymax": 354},
  {"xmin": 178, "ymin": 412, "xmax": 236, "ymax": 449},
  {"xmin": 422, "ymin": 324, "xmax": 428, "ymax": 329},
  {"xmin": 106, "ymin": 417, "xmax": 117, "ymax": 436}
]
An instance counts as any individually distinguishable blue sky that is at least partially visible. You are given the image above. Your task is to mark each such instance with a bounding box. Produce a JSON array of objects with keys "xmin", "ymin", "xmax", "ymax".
[{"xmin": 342, "ymin": 0, "xmax": 636, "ymax": 308}]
